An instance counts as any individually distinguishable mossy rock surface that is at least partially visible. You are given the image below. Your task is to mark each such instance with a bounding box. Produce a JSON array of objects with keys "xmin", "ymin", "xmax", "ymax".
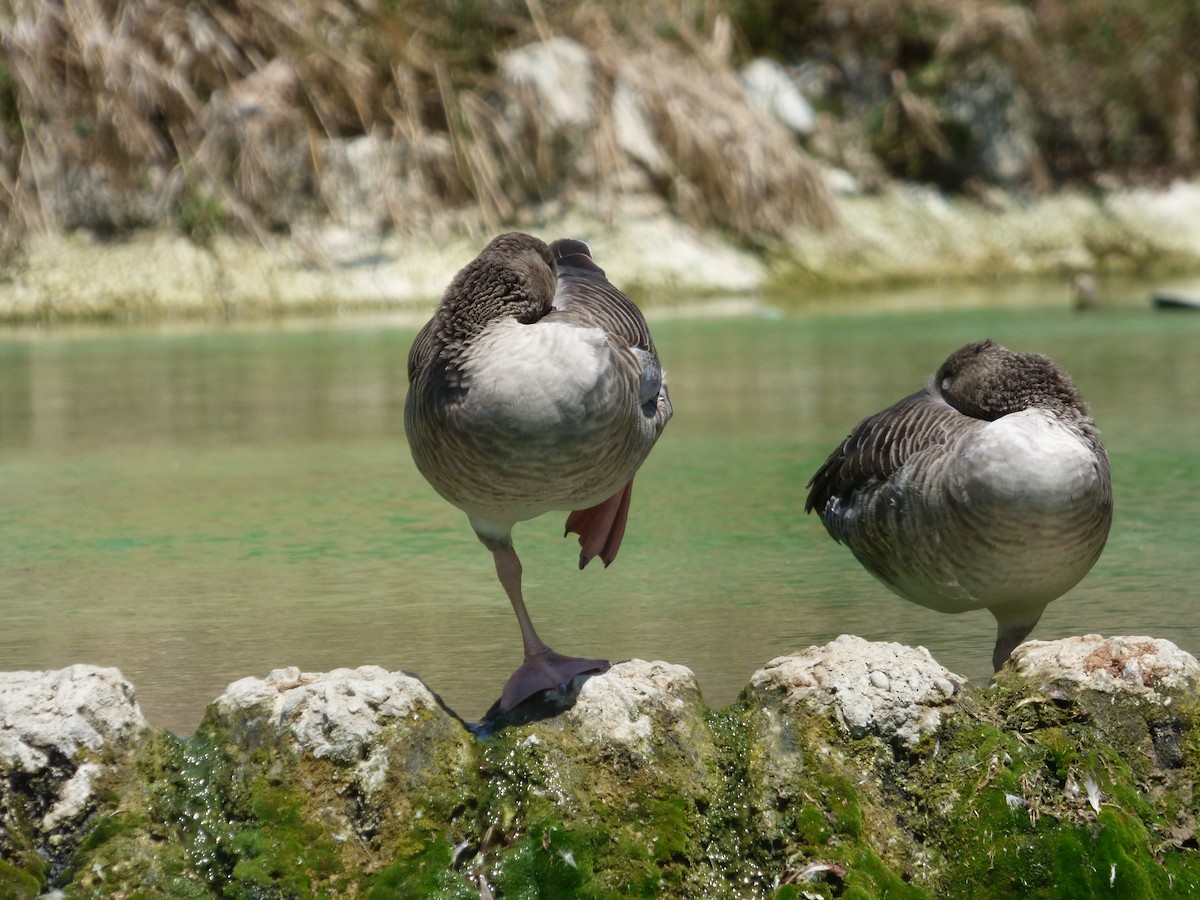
[{"xmin": 2, "ymin": 639, "xmax": 1199, "ymax": 897}]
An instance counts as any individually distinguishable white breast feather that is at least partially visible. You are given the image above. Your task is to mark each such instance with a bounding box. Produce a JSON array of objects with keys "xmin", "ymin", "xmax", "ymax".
[
  {"xmin": 962, "ymin": 408, "xmax": 1097, "ymax": 508},
  {"xmin": 464, "ymin": 319, "xmax": 611, "ymax": 426}
]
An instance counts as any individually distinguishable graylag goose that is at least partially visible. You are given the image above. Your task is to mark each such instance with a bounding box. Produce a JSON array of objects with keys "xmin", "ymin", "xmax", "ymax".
[
  {"xmin": 405, "ymin": 232, "xmax": 672, "ymax": 711},
  {"xmin": 805, "ymin": 340, "xmax": 1112, "ymax": 671}
]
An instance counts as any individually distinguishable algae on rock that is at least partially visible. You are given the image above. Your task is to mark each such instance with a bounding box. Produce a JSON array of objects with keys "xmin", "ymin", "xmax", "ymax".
[{"xmin": 1, "ymin": 638, "xmax": 1199, "ymax": 897}]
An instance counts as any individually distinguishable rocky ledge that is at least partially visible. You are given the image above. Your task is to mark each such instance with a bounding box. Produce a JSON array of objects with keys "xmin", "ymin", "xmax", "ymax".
[{"xmin": 2, "ymin": 634, "xmax": 1199, "ymax": 898}]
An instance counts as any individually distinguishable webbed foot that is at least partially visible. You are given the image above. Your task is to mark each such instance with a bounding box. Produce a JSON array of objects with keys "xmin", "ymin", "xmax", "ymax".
[{"xmin": 499, "ymin": 649, "xmax": 610, "ymax": 711}]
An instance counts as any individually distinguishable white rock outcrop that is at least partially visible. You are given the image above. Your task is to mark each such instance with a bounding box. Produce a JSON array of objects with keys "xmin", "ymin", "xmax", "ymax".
[
  {"xmin": 210, "ymin": 665, "xmax": 449, "ymax": 763},
  {"xmin": 741, "ymin": 58, "xmax": 817, "ymax": 136},
  {"xmin": 563, "ymin": 659, "xmax": 704, "ymax": 758},
  {"xmin": 748, "ymin": 635, "xmax": 966, "ymax": 747},
  {"xmin": 1008, "ymin": 634, "xmax": 1200, "ymax": 699},
  {"xmin": 0, "ymin": 665, "xmax": 147, "ymax": 835},
  {"xmin": 0, "ymin": 665, "xmax": 147, "ymax": 773},
  {"xmin": 500, "ymin": 37, "xmax": 594, "ymax": 129}
]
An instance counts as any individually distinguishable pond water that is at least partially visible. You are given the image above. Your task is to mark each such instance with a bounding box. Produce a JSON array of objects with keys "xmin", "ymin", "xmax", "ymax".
[{"xmin": 2, "ymin": 278, "xmax": 1198, "ymax": 735}]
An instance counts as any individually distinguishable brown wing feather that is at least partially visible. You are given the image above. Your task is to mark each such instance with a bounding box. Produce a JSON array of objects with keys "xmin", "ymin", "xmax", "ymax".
[
  {"xmin": 545, "ymin": 239, "xmax": 657, "ymax": 354},
  {"xmin": 406, "ymin": 318, "xmax": 438, "ymax": 385},
  {"xmin": 805, "ymin": 388, "xmax": 956, "ymax": 523}
]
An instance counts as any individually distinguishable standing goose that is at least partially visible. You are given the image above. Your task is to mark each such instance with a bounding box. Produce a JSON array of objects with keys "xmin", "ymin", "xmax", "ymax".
[
  {"xmin": 805, "ymin": 339, "xmax": 1112, "ymax": 671},
  {"xmin": 405, "ymin": 232, "xmax": 672, "ymax": 711}
]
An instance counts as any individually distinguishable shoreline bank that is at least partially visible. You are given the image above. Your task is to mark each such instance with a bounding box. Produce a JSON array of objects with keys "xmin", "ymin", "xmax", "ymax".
[{"xmin": 6, "ymin": 179, "xmax": 1200, "ymax": 327}]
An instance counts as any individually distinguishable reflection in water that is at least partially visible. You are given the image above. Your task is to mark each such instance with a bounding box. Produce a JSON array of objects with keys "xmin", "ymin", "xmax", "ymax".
[{"xmin": 1, "ymin": 292, "xmax": 1198, "ymax": 734}]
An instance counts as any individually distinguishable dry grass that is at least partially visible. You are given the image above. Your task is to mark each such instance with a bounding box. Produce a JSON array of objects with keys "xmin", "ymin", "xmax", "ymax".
[
  {"xmin": 0, "ymin": 0, "xmax": 836, "ymax": 251},
  {"xmin": 0, "ymin": 0, "xmax": 1195, "ymax": 256}
]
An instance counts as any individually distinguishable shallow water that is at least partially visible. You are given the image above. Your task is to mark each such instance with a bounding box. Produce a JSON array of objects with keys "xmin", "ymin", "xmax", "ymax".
[{"xmin": 2, "ymin": 281, "xmax": 1198, "ymax": 734}]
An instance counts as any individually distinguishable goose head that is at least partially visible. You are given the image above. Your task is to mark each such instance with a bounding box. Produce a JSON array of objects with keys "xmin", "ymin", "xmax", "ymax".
[
  {"xmin": 935, "ymin": 339, "xmax": 1089, "ymax": 422},
  {"xmin": 433, "ymin": 232, "xmax": 558, "ymax": 351}
]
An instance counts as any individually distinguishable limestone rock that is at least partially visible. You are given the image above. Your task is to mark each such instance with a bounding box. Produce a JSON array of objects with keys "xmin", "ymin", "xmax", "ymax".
[
  {"xmin": 1, "ymin": 643, "xmax": 1199, "ymax": 897},
  {"xmin": 0, "ymin": 665, "xmax": 147, "ymax": 775},
  {"xmin": 612, "ymin": 80, "xmax": 670, "ymax": 176},
  {"xmin": 493, "ymin": 659, "xmax": 717, "ymax": 796},
  {"xmin": 0, "ymin": 665, "xmax": 148, "ymax": 873},
  {"xmin": 209, "ymin": 664, "xmax": 453, "ymax": 762},
  {"xmin": 471, "ymin": 660, "xmax": 722, "ymax": 895},
  {"xmin": 500, "ymin": 37, "xmax": 594, "ymax": 129},
  {"xmin": 746, "ymin": 635, "xmax": 966, "ymax": 747},
  {"xmin": 556, "ymin": 208, "xmax": 766, "ymax": 295},
  {"xmin": 741, "ymin": 58, "xmax": 817, "ymax": 137},
  {"xmin": 1006, "ymin": 634, "xmax": 1200, "ymax": 699},
  {"xmin": 560, "ymin": 659, "xmax": 708, "ymax": 759}
]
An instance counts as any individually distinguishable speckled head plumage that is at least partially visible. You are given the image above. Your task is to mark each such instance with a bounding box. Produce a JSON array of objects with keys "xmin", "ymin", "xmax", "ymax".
[
  {"xmin": 433, "ymin": 232, "xmax": 557, "ymax": 348},
  {"xmin": 935, "ymin": 339, "xmax": 1089, "ymax": 422}
]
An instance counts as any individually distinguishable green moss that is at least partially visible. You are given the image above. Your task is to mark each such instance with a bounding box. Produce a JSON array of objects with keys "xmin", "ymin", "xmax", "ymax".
[
  {"xmin": 365, "ymin": 832, "xmax": 476, "ymax": 899},
  {"xmin": 78, "ymin": 812, "xmax": 143, "ymax": 853},
  {"xmin": 490, "ymin": 829, "xmax": 592, "ymax": 898},
  {"xmin": 0, "ymin": 859, "xmax": 42, "ymax": 900},
  {"xmin": 5, "ymin": 662, "xmax": 1196, "ymax": 897},
  {"xmin": 791, "ymin": 804, "xmax": 832, "ymax": 845},
  {"xmin": 58, "ymin": 733, "xmax": 226, "ymax": 896},
  {"xmin": 826, "ymin": 775, "xmax": 865, "ymax": 839},
  {"xmin": 842, "ymin": 845, "xmax": 928, "ymax": 899},
  {"xmin": 937, "ymin": 809, "xmax": 1169, "ymax": 898},
  {"xmin": 0, "ymin": 801, "xmax": 49, "ymax": 892},
  {"xmin": 460, "ymin": 707, "xmax": 733, "ymax": 896},
  {"xmin": 220, "ymin": 777, "xmax": 343, "ymax": 898},
  {"xmin": 886, "ymin": 682, "xmax": 1200, "ymax": 898}
]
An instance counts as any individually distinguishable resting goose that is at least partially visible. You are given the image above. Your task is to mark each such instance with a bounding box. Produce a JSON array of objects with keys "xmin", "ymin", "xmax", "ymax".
[
  {"xmin": 805, "ymin": 339, "xmax": 1112, "ymax": 671},
  {"xmin": 405, "ymin": 232, "xmax": 672, "ymax": 711}
]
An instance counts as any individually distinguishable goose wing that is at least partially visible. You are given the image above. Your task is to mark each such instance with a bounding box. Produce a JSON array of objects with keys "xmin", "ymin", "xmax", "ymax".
[
  {"xmin": 805, "ymin": 388, "xmax": 956, "ymax": 525},
  {"xmin": 546, "ymin": 239, "xmax": 667, "ymax": 416},
  {"xmin": 547, "ymin": 239, "xmax": 657, "ymax": 353},
  {"xmin": 406, "ymin": 318, "xmax": 438, "ymax": 385}
]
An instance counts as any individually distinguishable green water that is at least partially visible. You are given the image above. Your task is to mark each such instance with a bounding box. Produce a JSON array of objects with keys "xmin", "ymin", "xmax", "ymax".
[{"xmin": 2, "ymin": 286, "xmax": 1198, "ymax": 734}]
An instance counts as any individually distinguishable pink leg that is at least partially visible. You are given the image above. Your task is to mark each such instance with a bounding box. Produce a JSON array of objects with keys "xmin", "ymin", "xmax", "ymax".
[
  {"xmin": 492, "ymin": 545, "xmax": 609, "ymax": 711},
  {"xmin": 565, "ymin": 480, "xmax": 634, "ymax": 569}
]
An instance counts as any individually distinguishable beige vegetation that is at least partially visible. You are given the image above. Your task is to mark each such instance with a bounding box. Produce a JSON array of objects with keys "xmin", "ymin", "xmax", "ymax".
[{"xmin": 1, "ymin": 0, "xmax": 1200, "ymax": 322}]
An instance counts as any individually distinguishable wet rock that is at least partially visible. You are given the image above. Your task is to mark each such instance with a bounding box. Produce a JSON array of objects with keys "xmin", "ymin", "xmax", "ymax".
[
  {"xmin": 201, "ymin": 664, "xmax": 478, "ymax": 883},
  {"xmin": 1, "ymin": 642, "xmax": 1199, "ymax": 897},
  {"xmin": 746, "ymin": 634, "xmax": 966, "ymax": 747},
  {"xmin": 515, "ymin": 659, "xmax": 715, "ymax": 784},
  {"xmin": 0, "ymin": 666, "xmax": 148, "ymax": 882},
  {"xmin": 466, "ymin": 660, "xmax": 726, "ymax": 896}
]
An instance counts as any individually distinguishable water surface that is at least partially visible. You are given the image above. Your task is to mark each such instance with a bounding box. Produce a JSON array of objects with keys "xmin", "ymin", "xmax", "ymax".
[{"xmin": 2, "ymin": 284, "xmax": 1198, "ymax": 733}]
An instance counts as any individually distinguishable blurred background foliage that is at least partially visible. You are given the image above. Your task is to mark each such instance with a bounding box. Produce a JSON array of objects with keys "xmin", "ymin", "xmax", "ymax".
[{"xmin": 0, "ymin": 0, "xmax": 1196, "ymax": 253}]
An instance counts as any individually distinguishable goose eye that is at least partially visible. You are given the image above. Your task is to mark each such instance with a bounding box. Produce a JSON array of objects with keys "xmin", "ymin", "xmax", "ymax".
[{"xmin": 940, "ymin": 375, "xmax": 953, "ymax": 391}]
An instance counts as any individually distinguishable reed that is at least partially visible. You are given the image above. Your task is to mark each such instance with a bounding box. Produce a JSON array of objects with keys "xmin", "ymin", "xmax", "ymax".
[
  {"xmin": 0, "ymin": 0, "xmax": 841, "ymax": 249},
  {"xmin": 0, "ymin": 0, "xmax": 1194, "ymax": 254}
]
